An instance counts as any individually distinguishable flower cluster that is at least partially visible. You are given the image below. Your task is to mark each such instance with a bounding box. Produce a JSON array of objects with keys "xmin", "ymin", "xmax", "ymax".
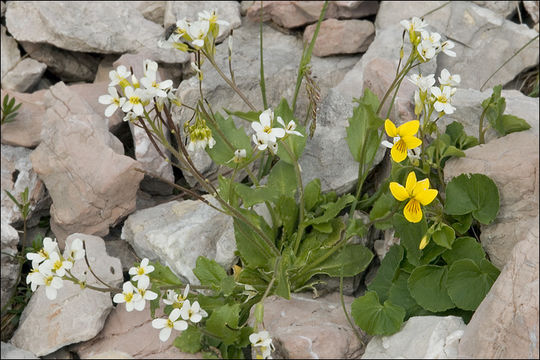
[
  {"xmin": 113, "ymin": 258, "xmax": 158, "ymax": 312},
  {"xmin": 26, "ymin": 238, "xmax": 85, "ymax": 300},
  {"xmin": 400, "ymin": 17, "xmax": 456, "ymax": 62},
  {"xmin": 250, "ymin": 330, "xmax": 274, "ymax": 359},
  {"xmin": 409, "ymin": 68, "xmax": 460, "ymax": 116},
  {"xmin": 390, "ymin": 171, "xmax": 438, "ymax": 223},
  {"xmin": 251, "ymin": 109, "xmax": 303, "ymax": 154},
  {"xmin": 382, "ymin": 119, "xmax": 422, "ymax": 163}
]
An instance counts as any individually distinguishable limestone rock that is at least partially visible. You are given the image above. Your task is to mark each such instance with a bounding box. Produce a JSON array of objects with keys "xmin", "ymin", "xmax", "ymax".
[
  {"xmin": 130, "ymin": 1, "xmax": 166, "ymax": 25},
  {"xmin": 5, "ymin": 1, "xmax": 188, "ymax": 65},
  {"xmin": 10, "ymin": 234, "xmax": 123, "ymax": 357},
  {"xmin": 29, "ymin": 82, "xmax": 143, "ymax": 246},
  {"xmin": 104, "ymin": 240, "xmax": 139, "ymax": 273},
  {"xmin": 121, "ymin": 196, "xmax": 236, "ymax": 285},
  {"xmin": 164, "ymin": 1, "xmax": 242, "ymax": 43},
  {"xmin": 1, "ymin": 342, "xmax": 38, "ymax": 359},
  {"xmin": 1, "ymin": 25, "xmax": 20, "ymax": 78},
  {"xmin": 472, "ymin": 1, "xmax": 518, "ymax": 18},
  {"xmin": 363, "ymin": 316, "xmax": 466, "ymax": 359},
  {"xmin": 303, "ymin": 19, "xmax": 375, "ymax": 57},
  {"xmin": 444, "ymin": 132, "xmax": 539, "ymax": 268},
  {"xmin": 1, "ymin": 58, "xmax": 46, "ymax": 93},
  {"xmin": 457, "ymin": 221, "xmax": 539, "ymax": 359},
  {"xmin": 260, "ymin": 292, "xmax": 364, "ymax": 359},
  {"xmin": 0, "ymin": 220, "xmax": 19, "ymax": 309},
  {"xmin": 524, "ymin": 1, "xmax": 540, "ymax": 24}
]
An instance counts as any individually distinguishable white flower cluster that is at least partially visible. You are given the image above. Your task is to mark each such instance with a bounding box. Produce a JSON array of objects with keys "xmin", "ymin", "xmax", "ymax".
[
  {"xmin": 98, "ymin": 60, "xmax": 179, "ymax": 121},
  {"xmin": 409, "ymin": 68, "xmax": 461, "ymax": 115},
  {"xmin": 113, "ymin": 258, "xmax": 158, "ymax": 312},
  {"xmin": 26, "ymin": 238, "xmax": 85, "ymax": 300},
  {"xmin": 250, "ymin": 330, "xmax": 275, "ymax": 359},
  {"xmin": 251, "ymin": 109, "xmax": 303, "ymax": 154},
  {"xmin": 400, "ymin": 17, "xmax": 456, "ymax": 62}
]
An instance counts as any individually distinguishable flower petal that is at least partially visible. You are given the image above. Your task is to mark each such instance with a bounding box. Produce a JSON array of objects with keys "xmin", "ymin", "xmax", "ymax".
[
  {"xmin": 397, "ymin": 120, "xmax": 420, "ymax": 137},
  {"xmin": 152, "ymin": 318, "xmax": 167, "ymax": 329},
  {"xmin": 404, "ymin": 199, "xmax": 423, "ymax": 223},
  {"xmin": 390, "ymin": 140, "xmax": 408, "ymax": 162},
  {"xmin": 159, "ymin": 327, "xmax": 172, "ymax": 342},
  {"xmin": 389, "ymin": 182, "xmax": 409, "ymax": 201},
  {"xmin": 402, "ymin": 135, "xmax": 422, "ymax": 150},
  {"xmin": 384, "ymin": 119, "xmax": 398, "ymax": 137},
  {"xmin": 415, "ymin": 188, "xmax": 438, "ymax": 206},
  {"xmin": 170, "ymin": 308, "xmax": 181, "ymax": 322},
  {"xmin": 174, "ymin": 320, "xmax": 188, "ymax": 331},
  {"xmin": 405, "ymin": 171, "xmax": 417, "ymax": 195}
]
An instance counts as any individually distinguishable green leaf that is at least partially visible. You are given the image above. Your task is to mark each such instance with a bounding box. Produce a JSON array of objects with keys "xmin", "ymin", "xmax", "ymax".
[
  {"xmin": 276, "ymin": 196, "xmax": 298, "ymax": 236},
  {"xmin": 236, "ymin": 266, "xmax": 268, "ymax": 287},
  {"xmin": 432, "ymin": 224, "xmax": 455, "ymax": 249},
  {"xmin": 304, "ymin": 194, "xmax": 355, "ymax": 226},
  {"xmin": 393, "ymin": 214, "xmax": 426, "ymax": 266},
  {"xmin": 442, "ymin": 236, "xmax": 486, "ymax": 265},
  {"xmin": 149, "ymin": 262, "xmax": 183, "ymax": 286},
  {"xmin": 149, "ymin": 282, "xmax": 161, "ymax": 318},
  {"xmin": 407, "ymin": 265, "xmax": 455, "ymax": 312},
  {"xmin": 446, "ymin": 258, "xmax": 500, "ymax": 311},
  {"xmin": 369, "ymin": 192, "xmax": 396, "ymax": 222},
  {"xmin": 419, "ymin": 241, "xmax": 447, "ymax": 265},
  {"xmin": 388, "ymin": 271, "xmax": 422, "ymax": 317},
  {"xmin": 275, "ymin": 98, "xmax": 306, "ymax": 164},
  {"xmin": 220, "ymin": 276, "xmax": 237, "ymax": 296},
  {"xmin": 174, "ymin": 326, "xmax": 202, "ymax": 353},
  {"xmin": 444, "ymin": 173, "xmax": 500, "ymax": 224},
  {"xmin": 217, "ymin": 175, "xmax": 239, "ymax": 207},
  {"xmin": 267, "ymin": 161, "xmax": 297, "ymax": 200},
  {"xmin": 275, "ymin": 250, "xmax": 293, "ymax": 299},
  {"xmin": 206, "ymin": 304, "xmax": 241, "ymax": 345},
  {"xmin": 445, "ymin": 121, "xmax": 478, "ymax": 150},
  {"xmin": 310, "ymin": 244, "xmax": 373, "ymax": 277},
  {"xmin": 224, "ymin": 108, "xmax": 261, "ymax": 123},
  {"xmin": 367, "ymin": 245, "xmax": 404, "ymax": 302},
  {"xmin": 193, "ymin": 256, "xmax": 228, "ymax": 289},
  {"xmin": 206, "ymin": 113, "xmax": 252, "ymax": 166},
  {"xmin": 233, "ymin": 211, "xmax": 275, "ymax": 267},
  {"xmin": 498, "ymin": 114, "xmax": 531, "ymax": 135},
  {"xmin": 235, "ymin": 183, "xmax": 273, "ymax": 208},
  {"xmin": 449, "ymin": 213, "xmax": 473, "ymax": 235},
  {"xmin": 351, "ymin": 291, "xmax": 405, "ymax": 336},
  {"xmin": 304, "ymin": 178, "xmax": 321, "ymax": 212}
]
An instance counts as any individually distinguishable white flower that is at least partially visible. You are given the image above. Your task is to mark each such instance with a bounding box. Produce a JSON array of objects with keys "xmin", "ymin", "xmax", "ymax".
[
  {"xmin": 417, "ymin": 40, "xmax": 436, "ymax": 61},
  {"xmin": 421, "ymin": 31, "xmax": 441, "ymax": 48},
  {"xmin": 252, "ymin": 132, "xmax": 274, "ymax": 152},
  {"xmin": 44, "ymin": 273, "xmax": 64, "ymax": 300},
  {"xmin": 187, "ymin": 135, "xmax": 216, "ymax": 152},
  {"xmin": 98, "ymin": 87, "xmax": 126, "ymax": 117},
  {"xmin": 408, "ymin": 74, "xmax": 436, "ymax": 93},
  {"xmin": 123, "ymin": 111, "xmax": 138, "ymax": 122},
  {"xmin": 431, "ymin": 86, "xmax": 456, "ymax": 114},
  {"xmin": 140, "ymin": 60, "xmax": 173, "ymax": 98},
  {"xmin": 109, "ymin": 65, "xmax": 131, "ymax": 87},
  {"xmin": 241, "ymin": 284, "xmax": 258, "ymax": 303},
  {"xmin": 440, "ymin": 40, "xmax": 456, "ymax": 57},
  {"xmin": 163, "ymin": 284, "xmax": 190, "ymax": 306},
  {"xmin": 65, "ymin": 238, "xmax": 85, "ymax": 263},
  {"xmin": 151, "ymin": 308, "xmax": 188, "ymax": 342},
  {"xmin": 40, "ymin": 251, "xmax": 73, "ymax": 277},
  {"xmin": 233, "ymin": 149, "xmax": 247, "ymax": 163},
  {"xmin": 133, "ymin": 276, "xmax": 158, "ymax": 311},
  {"xmin": 250, "ymin": 330, "xmax": 274, "ymax": 359},
  {"xmin": 26, "ymin": 237, "xmax": 60, "ymax": 268},
  {"xmin": 26, "ymin": 263, "xmax": 46, "ymax": 292},
  {"xmin": 179, "ymin": 300, "xmax": 208, "ymax": 324},
  {"xmin": 113, "ymin": 281, "xmax": 143, "ymax": 312},
  {"xmin": 198, "ymin": 9, "xmax": 230, "ymax": 28},
  {"xmin": 129, "ymin": 258, "xmax": 155, "ymax": 282},
  {"xmin": 252, "ymin": 109, "xmax": 286, "ymax": 144},
  {"xmin": 438, "ymin": 68, "xmax": 461, "ymax": 87},
  {"xmin": 400, "ymin": 17, "xmax": 428, "ymax": 35},
  {"xmin": 187, "ymin": 20, "xmax": 210, "ymax": 48},
  {"xmin": 122, "ymin": 86, "xmax": 146, "ymax": 116},
  {"xmin": 276, "ymin": 117, "xmax": 303, "ymax": 137}
]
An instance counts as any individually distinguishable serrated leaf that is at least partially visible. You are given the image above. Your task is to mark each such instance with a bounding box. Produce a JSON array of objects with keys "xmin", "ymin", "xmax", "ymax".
[
  {"xmin": 174, "ymin": 326, "xmax": 202, "ymax": 353},
  {"xmin": 442, "ymin": 236, "xmax": 486, "ymax": 265},
  {"xmin": 276, "ymin": 196, "xmax": 298, "ymax": 236},
  {"xmin": 235, "ymin": 183, "xmax": 273, "ymax": 208},
  {"xmin": 351, "ymin": 291, "xmax": 405, "ymax": 336},
  {"xmin": 304, "ymin": 178, "xmax": 321, "ymax": 212},
  {"xmin": 233, "ymin": 211, "xmax": 276, "ymax": 267},
  {"xmin": 367, "ymin": 244, "xmax": 404, "ymax": 302},
  {"xmin": 304, "ymin": 194, "xmax": 355, "ymax": 226},
  {"xmin": 407, "ymin": 265, "xmax": 455, "ymax": 312},
  {"xmin": 193, "ymin": 256, "xmax": 228, "ymax": 289},
  {"xmin": 205, "ymin": 304, "xmax": 241, "ymax": 345},
  {"xmin": 205, "ymin": 113, "xmax": 252, "ymax": 166}
]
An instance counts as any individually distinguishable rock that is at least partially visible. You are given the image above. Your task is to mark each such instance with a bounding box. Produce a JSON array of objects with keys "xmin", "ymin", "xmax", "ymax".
[
  {"xmin": 247, "ymin": 1, "xmax": 378, "ymax": 29},
  {"xmin": 5, "ymin": 1, "xmax": 188, "ymax": 65},
  {"xmin": 29, "ymin": 82, "xmax": 143, "ymax": 246},
  {"xmin": 1, "ymin": 144, "xmax": 48, "ymax": 226},
  {"xmin": 104, "ymin": 240, "xmax": 139, "ymax": 273},
  {"xmin": 300, "ymin": 88, "xmax": 385, "ymax": 195},
  {"xmin": 10, "ymin": 234, "xmax": 123, "ymax": 357},
  {"xmin": 121, "ymin": 196, "xmax": 236, "ymax": 285},
  {"xmin": 73, "ymin": 302, "xmax": 202, "ymax": 359},
  {"xmin": 472, "ymin": 1, "xmax": 518, "ymax": 18},
  {"xmin": 303, "ymin": 19, "xmax": 375, "ymax": 57},
  {"xmin": 1, "ymin": 58, "xmax": 47, "ymax": 93},
  {"xmin": 1, "ymin": 342, "xmax": 38, "ymax": 359},
  {"xmin": 444, "ymin": 132, "xmax": 539, "ymax": 268},
  {"xmin": 164, "ymin": 1, "xmax": 242, "ymax": 43},
  {"xmin": 374, "ymin": 230, "xmax": 400, "ymax": 261},
  {"xmin": 0, "ymin": 220, "xmax": 19, "ymax": 309},
  {"xmin": 20, "ymin": 41, "xmax": 101, "ymax": 82},
  {"xmin": 259, "ymin": 292, "xmax": 364, "ymax": 359},
  {"xmin": 524, "ymin": 1, "xmax": 540, "ymax": 24},
  {"xmin": 363, "ymin": 316, "xmax": 466, "ymax": 359},
  {"xmin": 1, "ymin": 1, "xmax": 5, "ymax": 18},
  {"xmin": 1, "ymin": 25, "xmax": 21, "ymax": 78},
  {"xmin": 240, "ymin": 1, "xmax": 254, "ymax": 16},
  {"xmin": 458, "ymin": 221, "xmax": 539, "ymax": 359},
  {"xmin": 130, "ymin": 1, "xmax": 166, "ymax": 25},
  {"xmin": 93, "ymin": 55, "xmax": 118, "ymax": 83}
]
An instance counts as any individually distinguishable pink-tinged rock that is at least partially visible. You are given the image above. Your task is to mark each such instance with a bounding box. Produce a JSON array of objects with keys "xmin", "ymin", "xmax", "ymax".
[
  {"xmin": 304, "ymin": 18, "xmax": 374, "ymax": 56},
  {"xmin": 1, "ymin": 219, "xmax": 19, "ymax": 309},
  {"xmin": 444, "ymin": 132, "xmax": 539, "ymax": 268},
  {"xmin": 29, "ymin": 82, "xmax": 143, "ymax": 246},
  {"xmin": 260, "ymin": 292, "xmax": 364, "ymax": 359},
  {"xmin": 1, "ymin": 58, "xmax": 46, "ymax": 93},
  {"xmin": 73, "ymin": 302, "xmax": 203, "ymax": 359},
  {"xmin": 11, "ymin": 234, "xmax": 123, "ymax": 357},
  {"xmin": 458, "ymin": 220, "xmax": 539, "ymax": 359},
  {"xmin": 1, "ymin": 25, "xmax": 20, "ymax": 78},
  {"xmin": 524, "ymin": 1, "xmax": 540, "ymax": 23}
]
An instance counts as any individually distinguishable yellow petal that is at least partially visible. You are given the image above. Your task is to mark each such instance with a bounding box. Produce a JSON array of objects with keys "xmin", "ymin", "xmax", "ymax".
[
  {"xmin": 419, "ymin": 234, "xmax": 429, "ymax": 249},
  {"xmin": 397, "ymin": 120, "xmax": 420, "ymax": 137},
  {"xmin": 390, "ymin": 140, "xmax": 408, "ymax": 162},
  {"xmin": 412, "ymin": 178, "xmax": 430, "ymax": 196},
  {"xmin": 405, "ymin": 171, "xmax": 417, "ymax": 195},
  {"xmin": 404, "ymin": 199, "xmax": 423, "ymax": 223},
  {"xmin": 402, "ymin": 135, "xmax": 422, "ymax": 150},
  {"xmin": 390, "ymin": 182, "xmax": 409, "ymax": 201},
  {"xmin": 415, "ymin": 188, "xmax": 438, "ymax": 206},
  {"xmin": 385, "ymin": 119, "xmax": 398, "ymax": 137}
]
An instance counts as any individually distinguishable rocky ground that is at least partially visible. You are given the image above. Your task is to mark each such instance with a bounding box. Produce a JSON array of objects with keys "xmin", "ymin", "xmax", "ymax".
[{"xmin": 1, "ymin": 1, "xmax": 539, "ymax": 359}]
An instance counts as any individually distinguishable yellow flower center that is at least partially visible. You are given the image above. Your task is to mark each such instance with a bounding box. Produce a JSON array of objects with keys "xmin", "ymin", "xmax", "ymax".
[
  {"xmin": 125, "ymin": 292, "xmax": 133, "ymax": 302},
  {"xmin": 394, "ymin": 138, "xmax": 407, "ymax": 153},
  {"xmin": 53, "ymin": 260, "xmax": 63, "ymax": 271},
  {"xmin": 263, "ymin": 126, "xmax": 272, "ymax": 134},
  {"xmin": 39, "ymin": 249, "xmax": 49, "ymax": 259},
  {"xmin": 129, "ymin": 96, "xmax": 141, "ymax": 105},
  {"xmin": 437, "ymin": 95, "xmax": 447, "ymax": 103},
  {"xmin": 167, "ymin": 319, "xmax": 174, "ymax": 328},
  {"xmin": 45, "ymin": 276, "xmax": 53, "ymax": 286},
  {"xmin": 113, "ymin": 98, "xmax": 120, "ymax": 106},
  {"xmin": 137, "ymin": 267, "xmax": 145, "ymax": 275}
]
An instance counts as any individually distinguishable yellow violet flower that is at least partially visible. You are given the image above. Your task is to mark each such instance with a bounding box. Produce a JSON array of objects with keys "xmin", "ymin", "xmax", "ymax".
[
  {"xmin": 390, "ymin": 171, "xmax": 438, "ymax": 223},
  {"xmin": 382, "ymin": 119, "xmax": 422, "ymax": 163}
]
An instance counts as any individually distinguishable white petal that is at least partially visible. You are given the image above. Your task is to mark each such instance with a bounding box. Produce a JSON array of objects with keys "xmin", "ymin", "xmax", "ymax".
[
  {"xmin": 251, "ymin": 122, "xmax": 263, "ymax": 133},
  {"xmin": 145, "ymin": 290, "xmax": 158, "ymax": 301},
  {"xmin": 98, "ymin": 95, "xmax": 113, "ymax": 105},
  {"xmin": 105, "ymin": 104, "xmax": 117, "ymax": 117},
  {"xmin": 170, "ymin": 308, "xmax": 182, "ymax": 322},
  {"xmin": 381, "ymin": 140, "xmax": 394, "ymax": 148},
  {"xmin": 134, "ymin": 299, "xmax": 146, "ymax": 311},
  {"xmin": 434, "ymin": 102, "xmax": 445, "ymax": 112},
  {"xmin": 174, "ymin": 320, "xmax": 188, "ymax": 331},
  {"xmin": 190, "ymin": 313, "xmax": 202, "ymax": 323},
  {"xmin": 159, "ymin": 327, "xmax": 172, "ymax": 342},
  {"xmin": 113, "ymin": 293, "xmax": 125, "ymax": 304},
  {"xmin": 45, "ymin": 286, "xmax": 57, "ymax": 300},
  {"xmin": 152, "ymin": 318, "xmax": 168, "ymax": 329},
  {"xmin": 270, "ymin": 128, "xmax": 285, "ymax": 139}
]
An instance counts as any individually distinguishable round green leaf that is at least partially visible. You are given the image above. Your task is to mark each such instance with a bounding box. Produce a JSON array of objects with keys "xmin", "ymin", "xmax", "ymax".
[
  {"xmin": 432, "ymin": 224, "xmax": 455, "ymax": 249},
  {"xmin": 407, "ymin": 265, "xmax": 455, "ymax": 312},
  {"xmin": 442, "ymin": 237, "xmax": 486, "ymax": 265},
  {"xmin": 351, "ymin": 291, "xmax": 405, "ymax": 336},
  {"xmin": 446, "ymin": 259, "xmax": 500, "ymax": 311}
]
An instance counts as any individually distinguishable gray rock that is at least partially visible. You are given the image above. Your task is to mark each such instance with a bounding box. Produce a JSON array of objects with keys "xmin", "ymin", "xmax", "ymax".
[
  {"xmin": 363, "ymin": 316, "xmax": 466, "ymax": 359},
  {"xmin": 104, "ymin": 240, "xmax": 140, "ymax": 273},
  {"xmin": 472, "ymin": 1, "xmax": 518, "ymax": 18},
  {"xmin": 130, "ymin": 1, "xmax": 166, "ymax": 25},
  {"xmin": 1, "ymin": 342, "xmax": 38, "ymax": 359},
  {"xmin": 0, "ymin": 220, "xmax": 19, "ymax": 309},
  {"xmin": 1, "ymin": 25, "xmax": 20, "ymax": 78},
  {"xmin": 121, "ymin": 196, "xmax": 237, "ymax": 285},
  {"xmin": 524, "ymin": 1, "xmax": 540, "ymax": 24},
  {"xmin": 1, "ymin": 1, "xmax": 6, "ymax": 18},
  {"xmin": 10, "ymin": 234, "xmax": 123, "ymax": 357},
  {"xmin": 1, "ymin": 58, "xmax": 46, "ymax": 93},
  {"xmin": 164, "ymin": 1, "xmax": 242, "ymax": 43}
]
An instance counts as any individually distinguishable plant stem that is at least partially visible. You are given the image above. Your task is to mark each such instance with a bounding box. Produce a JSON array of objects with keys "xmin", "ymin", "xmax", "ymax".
[
  {"xmin": 82, "ymin": 241, "xmax": 120, "ymax": 291},
  {"xmin": 478, "ymin": 106, "xmax": 488, "ymax": 144},
  {"xmin": 339, "ymin": 275, "xmax": 365, "ymax": 347},
  {"xmin": 259, "ymin": 0, "xmax": 268, "ymax": 109}
]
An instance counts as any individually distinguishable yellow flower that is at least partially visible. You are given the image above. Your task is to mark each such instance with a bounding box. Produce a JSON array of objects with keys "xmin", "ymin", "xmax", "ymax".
[
  {"xmin": 390, "ymin": 171, "xmax": 438, "ymax": 223},
  {"xmin": 382, "ymin": 119, "xmax": 422, "ymax": 163}
]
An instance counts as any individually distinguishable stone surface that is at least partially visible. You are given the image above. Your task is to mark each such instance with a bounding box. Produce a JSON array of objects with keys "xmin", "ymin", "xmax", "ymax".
[
  {"xmin": 472, "ymin": 1, "xmax": 518, "ymax": 18},
  {"xmin": 104, "ymin": 239, "xmax": 140, "ymax": 273},
  {"xmin": 444, "ymin": 131, "xmax": 539, "ymax": 268},
  {"xmin": 1, "ymin": 58, "xmax": 47, "ymax": 93},
  {"xmin": 121, "ymin": 196, "xmax": 236, "ymax": 285},
  {"xmin": 0, "ymin": 220, "xmax": 19, "ymax": 310},
  {"xmin": 29, "ymin": 82, "xmax": 143, "ymax": 246},
  {"xmin": 247, "ymin": 1, "xmax": 379, "ymax": 29},
  {"xmin": 164, "ymin": 1, "xmax": 242, "ymax": 43},
  {"xmin": 11, "ymin": 234, "xmax": 123, "ymax": 357},
  {"xmin": 1, "ymin": 342, "xmax": 38, "ymax": 359},
  {"xmin": 457, "ymin": 221, "xmax": 539, "ymax": 359},
  {"xmin": 131, "ymin": 1, "xmax": 166, "ymax": 25},
  {"xmin": 20, "ymin": 41, "xmax": 101, "ymax": 82},
  {"xmin": 5, "ymin": 1, "xmax": 188, "ymax": 65},
  {"xmin": 1, "ymin": 25, "xmax": 20, "ymax": 78},
  {"xmin": 73, "ymin": 302, "xmax": 202, "ymax": 359},
  {"xmin": 524, "ymin": 1, "xmax": 540, "ymax": 24},
  {"xmin": 260, "ymin": 292, "xmax": 364, "ymax": 359},
  {"xmin": 363, "ymin": 316, "xmax": 466, "ymax": 359},
  {"xmin": 303, "ymin": 19, "xmax": 375, "ymax": 57}
]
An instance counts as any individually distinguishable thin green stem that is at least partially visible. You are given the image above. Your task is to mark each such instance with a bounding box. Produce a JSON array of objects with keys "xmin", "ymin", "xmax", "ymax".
[
  {"xmin": 259, "ymin": 0, "xmax": 268, "ymax": 109},
  {"xmin": 340, "ymin": 275, "xmax": 365, "ymax": 347},
  {"xmin": 478, "ymin": 106, "xmax": 488, "ymax": 144}
]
